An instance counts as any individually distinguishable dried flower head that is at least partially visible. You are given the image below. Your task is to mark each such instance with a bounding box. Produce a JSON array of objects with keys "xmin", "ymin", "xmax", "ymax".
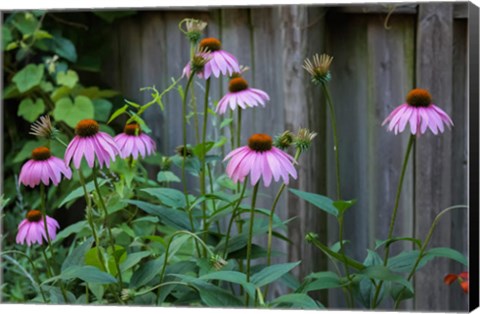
[
  {"xmin": 29, "ymin": 115, "xmax": 58, "ymax": 139},
  {"xmin": 303, "ymin": 53, "xmax": 333, "ymax": 85},
  {"xmin": 190, "ymin": 46, "xmax": 212, "ymax": 74},
  {"xmin": 295, "ymin": 128, "xmax": 318, "ymax": 152},
  {"xmin": 273, "ymin": 130, "xmax": 294, "ymax": 150},
  {"xmin": 210, "ymin": 254, "xmax": 228, "ymax": 270},
  {"xmin": 180, "ymin": 18, "xmax": 208, "ymax": 43}
]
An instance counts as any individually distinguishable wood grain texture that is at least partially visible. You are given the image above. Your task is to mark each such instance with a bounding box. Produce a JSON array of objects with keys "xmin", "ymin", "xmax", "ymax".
[{"xmin": 414, "ymin": 3, "xmax": 455, "ymax": 311}]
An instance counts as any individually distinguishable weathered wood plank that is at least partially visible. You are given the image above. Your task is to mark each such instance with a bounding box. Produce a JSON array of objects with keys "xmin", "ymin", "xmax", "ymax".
[
  {"xmin": 279, "ymin": 5, "xmax": 329, "ymax": 302},
  {"xmin": 414, "ymin": 3, "xmax": 454, "ymax": 311},
  {"xmin": 448, "ymin": 18, "xmax": 469, "ymax": 311}
]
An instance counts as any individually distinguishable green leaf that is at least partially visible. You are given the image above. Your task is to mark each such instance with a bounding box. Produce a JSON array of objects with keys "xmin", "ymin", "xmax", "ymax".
[
  {"xmin": 220, "ymin": 118, "xmax": 233, "ymax": 129},
  {"xmin": 13, "ymin": 140, "xmax": 41, "ymax": 163},
  {"xmin": 17, "ymin": 98, "xmax": 45, "ymax": 122},
  {"xmin": 329, "ymin": 240, "xmax": 350, "ymax": 253},
  {"xmin": 12, "ymin": 12, "xmax": 38, "ymax": 35},
  {"xmin": 127, "ymin": 200, "xmax": 194, "ymax": 231},
  {"xmin": 78, "ymin": 86, "xmax": 119, "ymax": 99},
  {"xmin": 355, "ymin": 249, "xmax": 384, "ymax": 308},
  {"xmin": 141, "ymin": 188, "xmax": 186, "ymax": 209},
  {"xmin": 270, "ymin": 293, "xmax": 324, "ymax": 309},
  {"xmin": 360, "ymin": 265, "xmax": 413, "ymax": 293},
  {"xmin": 129, "ymin": 258, "xmax": 163, "ymax": 289},
  {"xmin": 157, "ymin": 171, "xmax": 181, "ymax": 183},
  {"xmin": 107, "ymin": 104, "xmax": 128, "ymax": 124},
  {"xmin": 52, "ymin": 36, "xmax": 77, "ymax": 62},
  {"xmin": 2, "ymin": 27, "xmax": 12, "ymax": 50},
  {"xmin": 33, "ymin": 30, "xmax": 53, "ymax": 40},
  {"xmin": 375, "ymin": 237, "xmax": 422, "ymax": 250},
  {"xmin": 54, "ymin": 221, "xmax": 89, "ymax": 244},
  {"xmin": 51, "ymin": 86, "xmax": 71, "ymax": 103},
  {"xmin": 53, "ymin": 96, "xmax": 95, "ymax": 128},
  {"xmin": 333, "ymin": 199, "xmax": 357, "ymax": 216},
  {"xmin": 425, "ymin": 247, "xmax": 468, "ymax": 266},
  {"xmin": 302, "ymin": 271, "xmax": 343, "ymax": 292},
  {"xmin": 120, "ymin": 251, "xmax": 152, "ymax": 272},
  {"xmin": 59, "ymin": 179, "xmax": 107, "ymax": 207},
  {"xmin": 61, "ymin": 237, "xmax": 94, "ymax": 272},
  {"xmin": 289, "ymin": 188, "xmax": 338, "ymax": 217},
  {"xmin": 251, "ymin": 261, "xmax": 301, "ymax": 288},
  {"xmin": 93, "ymin": 99, "xmax": 113, "ymax": 122},
  {"xmin": 193, "ymin": 141, "xmax": 215, "ymax": 159},
  {"xmin": 199, "ymin": 271, "xmax": 256, "ymax": 299},
  {"xmin": 12, "ymin": 64, "xmax": 44, "ymax": 92},
  {"xmin": 56, "ymin": 70, "xmax": 78, "ymax": 88},
  {"xmin": 60, "ymin": 265, "xmax": 117, "ymax": 284}
]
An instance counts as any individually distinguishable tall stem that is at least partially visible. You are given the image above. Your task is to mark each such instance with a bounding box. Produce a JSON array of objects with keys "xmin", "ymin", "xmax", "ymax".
[
  {"xmin": 321, "ymin": 83, "xmax": 341, "ymax": 200},
  {"xmin": 92, "ymin": 165, "xmax": 124, "ymax": 290},
  {"xmin": 200, "ymin": 78, "xmax": 211, "ymax": 254},
  {"xmin": 372, "ymin": 134, "xmax": 415, "ymax": 308},
  {"xmin": 223, "ymin": 180, "xmax": 248, "ymax": 259},
  {"xmin": 236, "ymin": 109, "xmax": 242, "ymax": 148},
  {"xmin": 245, "ymin": 182, "xmax": 260, "ymax": 306},
  {"xmin": 263, "ymin": 148, "xmax": 301, "ymax": 299},
  {"xmin": 40, "ymin": 184, "xmax": 69, "ymax": 302}
]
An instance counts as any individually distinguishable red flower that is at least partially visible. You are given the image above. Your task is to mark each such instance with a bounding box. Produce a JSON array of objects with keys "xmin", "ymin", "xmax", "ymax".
[{"xmin": 444, "ymin": 271, "xmax": 469, "ymax": 293}]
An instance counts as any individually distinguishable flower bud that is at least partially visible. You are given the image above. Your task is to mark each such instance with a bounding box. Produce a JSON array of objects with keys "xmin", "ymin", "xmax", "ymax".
[
  {"xmin": 273, "ymin": 130, "xmax": 294, "ymax": 150},
  {"xmin": 294, "ymin": 128, "xmax": 318, "ymax": 152}
]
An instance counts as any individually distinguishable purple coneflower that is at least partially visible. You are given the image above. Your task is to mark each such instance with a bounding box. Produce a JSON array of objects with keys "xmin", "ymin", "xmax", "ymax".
[
  {"xmin": 114, "ymin": 123, "xmax": 156, "ymax": 159},
  {"xmin": 65, "ymin": 119, "xmax": 120, "ymax": 169},
  {"xmin": 19, "ymin": 147, "xmax": 72, "ymax": 188},
  {"xmin": 382, "ymin": 88, "xmax": 453, "ymax": 135},
  {"xmin": 224, "ymin": 133, "xmax": 297, "ymax": 187},
  {"xmin": 216, "ymin": 76, "xmax": 270, "ymax": 114},
  {"xmin": 184, "ymin": 37, "xmax": 240, "ymax": 79},
  {"xmin": 16, "ymin": 210, "xmax": 60, "ymax": 246}
]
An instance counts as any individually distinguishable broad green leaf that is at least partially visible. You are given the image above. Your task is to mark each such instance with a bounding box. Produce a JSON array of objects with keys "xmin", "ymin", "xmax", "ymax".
[
  {"xmin": 193, "ymin": 141, "xmax": 215, "ymax": 159},
  {"xmin": 12, "ymin": 12, "xmax": 38, "ymax": 35},
  {"xmin": 251, "ymin": 261, "xmax": 301, "ymax": 288},
  {"xmin": 33, "ymin": 30, "xmax": 53, "ymax": 40},
  {"xmin": 302, "ymin": 271, "xmax": 343, "ymax": 292},
  {"xmin": 127, "ymin": 200, "xmax": 194, "ymax": 230},
  {"xmin": 270, "ymin": 293, "xmax": 324, "ymax": 309},
  {"xmin": 2, "ymin": 27, "xmax": 12, "ymax": 50},
  {"xmin": 59, "ymin": 179, "xmax": 107, "ymax": 207},
  {"xmin": 157, "ymin": 171, "xmax": 181, "ymax": 183},
  {"xmin": 13, "ymin": 140, "xmax": 42, "ymax": 163},
  {"xmin": 120, "ymin": 251, "xmax": 152, "ymax": 272},
  {"xmin": 360, "ymin": 265, "xmax": 413, "ymax": 293},
  {"xmin": 60, "ymin": 265, "xmax": 117, "ymax": 284},
  {"xmin": 51, "ymin": 86, "xmax": 71, "ymax": 103},
  {"xmin": 141, "ymin": 187, "xmax": 186, "ymax": 209},
  {"xmin": 375, "ymin": 237, "xmax": 422, "ymax": 250},
  {"xmin": 307, "ymin": 235, "xmax": 365, "ymax": 270},
  {"xmin": 329, "ymin": 240, "xmax": 350, "ymax": 253},
  {"xmin": 17, "ymin": 98, "xmax": 45, "ymax": 122},
  {"xmin": 199, "ymin": 271, "xmax": 255, "ymax": 299},
  {"xmin": 52, "ymin": 35, "xmax": 77, "ymax": 62},
  {"xmin": 53, "ymin": 96, "xmax": 95, "ymax": 128},
  {"xmin": 56, "ymin": 70, "xmax": 78, "ymax": 88},
  {"xmin": 425, "ymin": 247, "xmax": 468, "ymax": 266},
  {"xmin": 356, "ymin": 249, "xmax": 384, "ymax": 308},
  {"xmin": 289, "ymin": 188, "xmax": 338, "ymax": 217},
  {"xmin": 12, "ymin": 64, "xmax": 44, "ymax": 92},
  {"xmin": 84, "ymin": 245, "xmax": 126, "ymax": 276},
  {"xmin": 54, "ymin": 220, "xmax": 89, "ymax": 243},
  {"xmin": 61, "ymin": 237, "xmax": 94, "ymax": 272},
  {"xmin": 129, "ymin": 258, "xmax": 163, "ymax": 289},
  {"xmin": 93, "ymin": 99, "xmax": 113, "ymax": 122}
]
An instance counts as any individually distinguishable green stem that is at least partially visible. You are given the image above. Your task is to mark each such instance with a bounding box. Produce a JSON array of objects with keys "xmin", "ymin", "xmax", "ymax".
[
  {"xmin": 40, "ymin": 184, "xmax": 69, "ymax": 302},
  {"xmin": 263, "ymin": 148, "xmax": 301, "ymax": 299},
  {"xmin": 223, "ymin": 180, "xmax": 248, "ymax": 259},
  {"xmin": 92, "ymin": 165, "xmax": 124, "ymax": 290},
  {"xmin": 372, "ymin": 134, "xmax": 415, "ymax": 308},
  {"xmin": 245, "ymin": 182, "xmax": 260, "ymax": 306},
  {"xmin": 200, "ymin": 78, "xmax": 211, "ymax": 255},
  {"xmin": 321, "ymin": 83, "xmax": 341, "ymax": 200},
  {"xmin": 338, "ymin": 214, "xmax": 354, "ymax": 308},
  {"xmin": 393, "ymin": 205, "xmax": 468, "ymax": 309},
  {"xmin": 236, "ymin": 109, "xmax": 242, "ymax": 148}
]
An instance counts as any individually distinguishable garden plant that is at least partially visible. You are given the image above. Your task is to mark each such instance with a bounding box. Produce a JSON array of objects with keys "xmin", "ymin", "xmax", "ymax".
[{"xmin": 1, "ymin": 11, "xmax": 469, "ymax": 310}]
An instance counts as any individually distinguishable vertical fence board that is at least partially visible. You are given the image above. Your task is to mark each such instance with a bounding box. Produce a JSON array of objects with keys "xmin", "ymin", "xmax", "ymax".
[
  {"xmin": 414, "ymin": 3, "xmax": 454, "ymax": 311},
  {"xmin": 448, "ymin": 18, "xmax": 469, "ymax": 311}
]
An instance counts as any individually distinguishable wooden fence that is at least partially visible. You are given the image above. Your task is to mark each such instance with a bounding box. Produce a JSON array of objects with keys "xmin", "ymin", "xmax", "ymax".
[{"xmin": 100, "ymin": 3, "xmax": 469, "ymax": 311}]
